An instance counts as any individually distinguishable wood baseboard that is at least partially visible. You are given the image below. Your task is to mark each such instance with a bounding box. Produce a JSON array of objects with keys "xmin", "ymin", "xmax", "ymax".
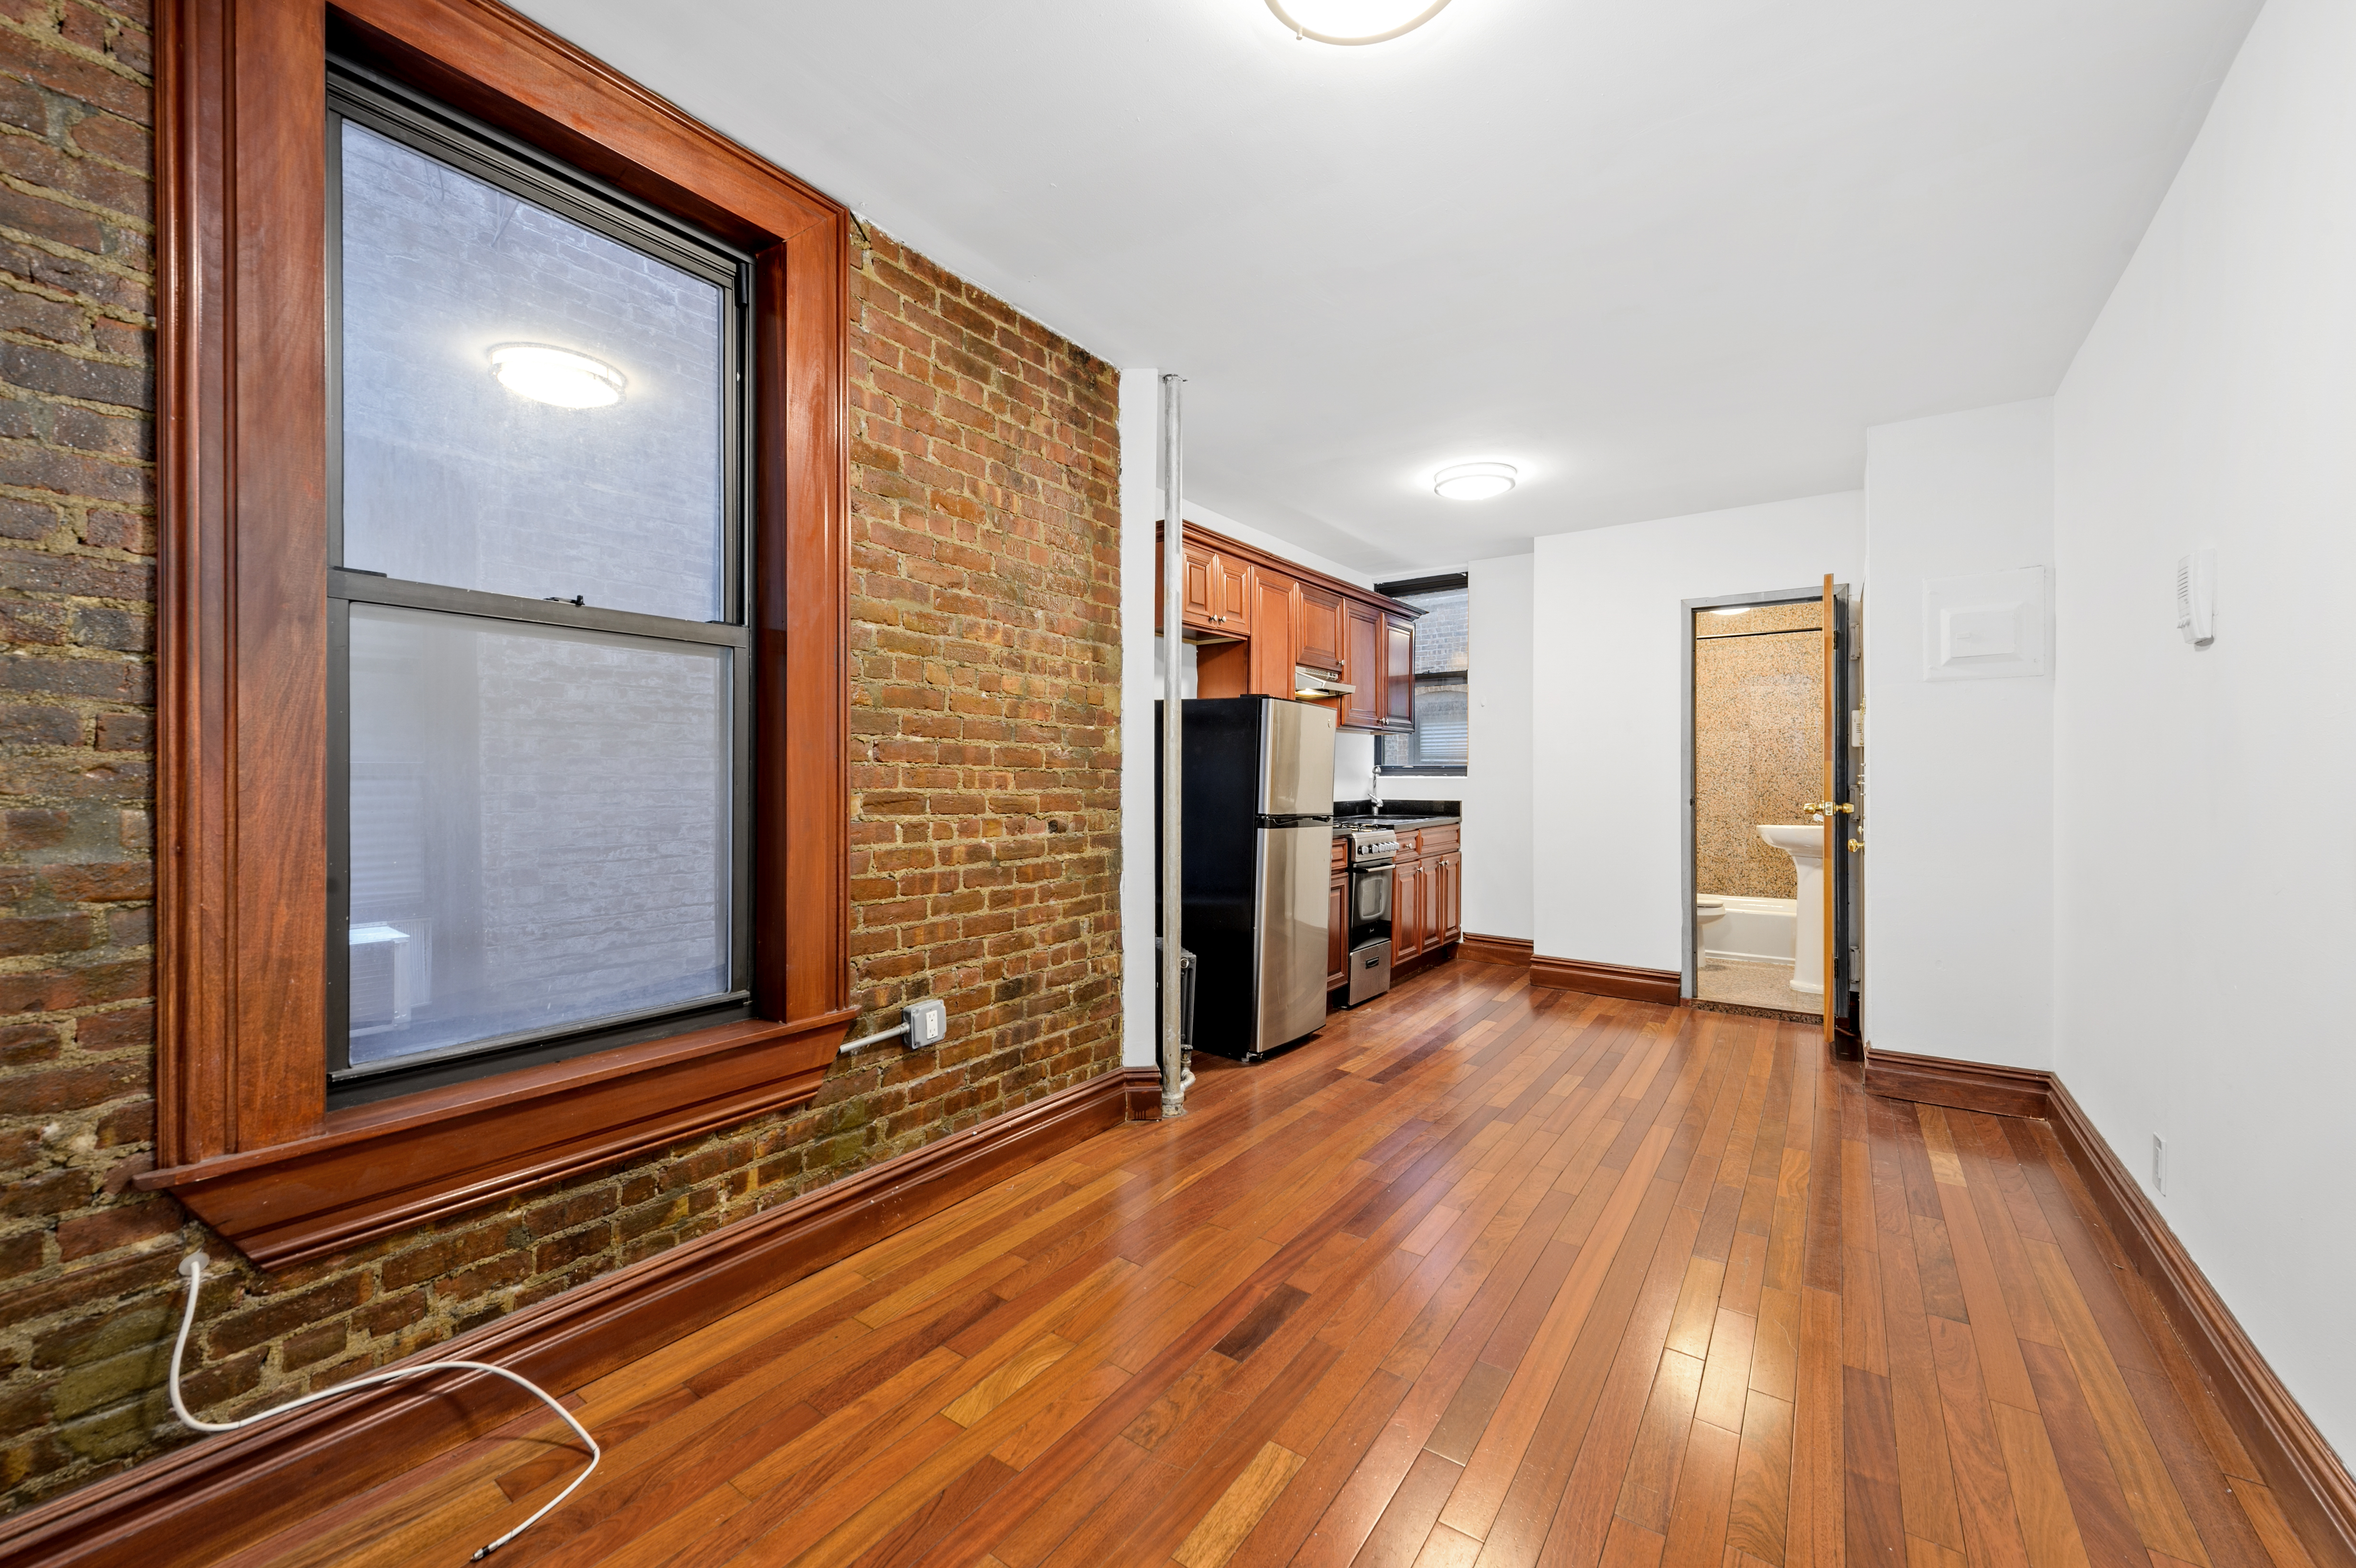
[
  {"xmin": 1529, "ymin": 954, "xmax": 1682, "ymax": 1005},
  {"xmin": 1122, "ymin": 1065, "xmax": 1166, "ymax": 1119},
  {"xmin": 0, "ymin": 1069, "xmax": 1132, "ymax": 1568},
  {"xmin": 1861, "ymin": 1046, "xmax": 2053, "ymax": 1119},
  {"xmin": 1866, "ymin": 1047, "xmax": 2356, "ymax": 1568},
  {"xmin": 1456, "ymin": 933, "xmax": 1533, "ymax": 969}
]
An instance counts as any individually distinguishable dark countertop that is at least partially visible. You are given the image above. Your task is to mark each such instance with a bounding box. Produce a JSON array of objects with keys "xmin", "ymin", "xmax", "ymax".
[{"xmin": 1332, "ymin": 798, "xmax": 1461, "ymax": 835}]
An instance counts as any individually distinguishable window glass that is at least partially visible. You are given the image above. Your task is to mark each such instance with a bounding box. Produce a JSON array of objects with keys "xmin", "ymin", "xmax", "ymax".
[
  {"xmin": 1410, "ymin": 587, "xmax": 1468, "ymax": 676},
  {"xmin": 338, "ymin": 119, "xmax": 727, "ymax": 622},
  {"xmin": 345, "ymin": 604, "xmax": 733, "ymax": 1069}
]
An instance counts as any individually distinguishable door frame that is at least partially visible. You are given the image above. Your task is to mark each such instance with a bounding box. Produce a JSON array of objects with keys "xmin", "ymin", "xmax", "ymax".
[{"xmin": 1679, "ymin": 585, "xmax": 1854, "ymax": 1028}]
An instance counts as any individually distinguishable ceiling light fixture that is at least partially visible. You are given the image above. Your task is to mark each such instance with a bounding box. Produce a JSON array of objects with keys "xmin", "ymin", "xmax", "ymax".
[
  {"xmin": 1432, "ymin": 461, "xmax": 1516, "ymax": 501},
  {"xmin": 1265, "ymin": 0, "xmax": 1452, "ymax": 46},
  {"xmin": 488, "ymin": 343, "xmax": 626, "ymax": 409}
]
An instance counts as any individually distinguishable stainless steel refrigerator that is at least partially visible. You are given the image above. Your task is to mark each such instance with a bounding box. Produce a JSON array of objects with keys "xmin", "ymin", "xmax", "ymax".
[{"xmin": 1157, "ymin": 696, "xmax": 1336, "ymax": 1063}]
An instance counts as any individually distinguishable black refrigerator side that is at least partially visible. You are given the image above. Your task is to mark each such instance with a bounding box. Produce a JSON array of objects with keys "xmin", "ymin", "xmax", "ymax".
[{"xmin": 1156, "ymin": 698, "xmax": 1264, "ymax": 1061}]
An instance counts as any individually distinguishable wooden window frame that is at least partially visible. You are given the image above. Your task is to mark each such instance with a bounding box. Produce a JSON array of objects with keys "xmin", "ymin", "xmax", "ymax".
[{"xmin": 135, "ymin": 0, "xmax": 855, "ymax": 1269}]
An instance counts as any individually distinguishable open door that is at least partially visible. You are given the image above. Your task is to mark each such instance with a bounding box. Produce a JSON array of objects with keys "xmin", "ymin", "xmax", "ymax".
[{"xmin": 1816, "ymin": 574, "xmax": 1860, "ymax": 1057}]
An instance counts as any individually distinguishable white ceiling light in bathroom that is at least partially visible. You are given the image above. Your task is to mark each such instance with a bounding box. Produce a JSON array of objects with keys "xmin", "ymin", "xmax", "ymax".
[{"xmin": 1264, "ymin": 0, "xmax": 1451, "ymax": 46}]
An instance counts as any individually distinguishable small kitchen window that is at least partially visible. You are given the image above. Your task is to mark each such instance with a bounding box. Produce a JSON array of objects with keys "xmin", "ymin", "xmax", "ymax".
[
  {"xmin": 326, "ymin": 64, "xmax": 754, "ymax": 1103},
  {"xmin": 1376, "ymin": 573, "xmax": 1469, "ymax": 775}
]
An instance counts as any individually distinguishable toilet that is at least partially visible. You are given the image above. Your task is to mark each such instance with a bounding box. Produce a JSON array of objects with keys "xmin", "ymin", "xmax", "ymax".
[{"xmin": 1695, "ymin": 897, "xmax": 1727, "ymax": 959}]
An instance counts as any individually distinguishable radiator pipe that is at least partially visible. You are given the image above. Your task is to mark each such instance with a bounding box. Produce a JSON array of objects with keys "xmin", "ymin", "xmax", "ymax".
[{"xmin": 1159, "ymin": 373, "xmax": 1188, "ymax": 1120}]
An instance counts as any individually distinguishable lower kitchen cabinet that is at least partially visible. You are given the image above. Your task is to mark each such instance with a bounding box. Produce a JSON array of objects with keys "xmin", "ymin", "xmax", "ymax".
[
  {"xmin": 1327, "ymin": 872, "xmax": 1347, "ymax": 990},
  {"xmin": 1433, "ymin": 851, "xmax": 1462, "ymax": 944},
  {"xmin": 1394, "ymin": 858, "xmax": 1425, "ymax": 960}
]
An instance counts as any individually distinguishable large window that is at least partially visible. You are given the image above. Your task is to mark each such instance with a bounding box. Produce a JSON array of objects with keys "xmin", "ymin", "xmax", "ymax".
[
  {"xmin": 1377, "ymin": 574, "xmax": 1469, "ymax": 774},
  {"xmin": 327, "ymin": 67, "xmax": 753, "ymax": 1101},
  {"xmin": 141, "ymin": 0, "xmax": 853, "ymax": 1271}
]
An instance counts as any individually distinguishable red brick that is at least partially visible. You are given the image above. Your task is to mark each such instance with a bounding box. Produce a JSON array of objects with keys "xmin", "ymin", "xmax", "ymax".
[
  {"xmin": 39, "ymin": 861, "xmax": 148, "ymax": 901},
  {"xmin": 54, "ymin": 1198, "xmax": 177, "ymax": 1260}
]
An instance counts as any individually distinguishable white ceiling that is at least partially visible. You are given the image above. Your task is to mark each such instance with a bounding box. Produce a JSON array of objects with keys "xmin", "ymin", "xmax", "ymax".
[{"xmin": 511, "ymin": 0, "xmax": 2260, "ymax": 573}]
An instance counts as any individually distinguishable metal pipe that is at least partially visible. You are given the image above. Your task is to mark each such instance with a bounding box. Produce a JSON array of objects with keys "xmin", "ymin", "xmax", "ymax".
[
  {"xmin": 838, "ymin": 1022, "xmax": 909, "ymax": 1054},
  {"xmin": 1159, "ymin": 373, "xmax": 1188, "ymax": 1121}
]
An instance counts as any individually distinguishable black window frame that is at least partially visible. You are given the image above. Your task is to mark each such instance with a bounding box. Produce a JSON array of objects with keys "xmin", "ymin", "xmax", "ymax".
[
  {"xmin": 1375, "ymin": 572, "xmax": 1470, "ymax": 778},
  {"xmin": 324, "ymin": 58, "xmax": 759, "ymax": 1107}
]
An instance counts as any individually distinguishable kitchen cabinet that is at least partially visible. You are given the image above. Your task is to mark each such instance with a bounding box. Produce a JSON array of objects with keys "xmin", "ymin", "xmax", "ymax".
[
  {"xmin": 1249, "ymin": 568, "xmax": 1299, "ymax": 697},
  {"xmin": 1163, "ymin": 520, "xmax": 1418, "ymax": 733},
  {"xmin": 1394, "ymin": 858, "xmax": 1425, "ymax": 960},
  {"xmin": 1434, "ymin": 851, "xmax": 1462, "ymax": 945},
  {"xmin": 1157, "ymin": 534, "xmax": 1253, "ymax": 635},
  {"xmin": 1382, "ymin": 612, "xmax": 1416, "ymax": 731},
  {"xmin": 1342, "ymin": 602, "xmax": 1384, "ymax": 730},
  {"xmin": 1327, "ymin": 872, "xmax": 1347, "ymax": 990},
  {"xmin": 1297, "ymin": 585, "xmax": 1343, "ymax": 673}
]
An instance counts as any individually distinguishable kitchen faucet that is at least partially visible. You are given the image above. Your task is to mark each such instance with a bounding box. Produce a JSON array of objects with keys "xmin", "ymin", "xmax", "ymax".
[{"xmin": 1369, "ymin": 764, "xmax": 1383, "ymax": 814}]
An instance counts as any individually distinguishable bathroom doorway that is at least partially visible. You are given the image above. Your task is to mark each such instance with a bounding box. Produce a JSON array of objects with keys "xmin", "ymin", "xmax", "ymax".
[{"xmin": 1681, "ymin": 581, "xmax": 1858, "ymax": 1050}]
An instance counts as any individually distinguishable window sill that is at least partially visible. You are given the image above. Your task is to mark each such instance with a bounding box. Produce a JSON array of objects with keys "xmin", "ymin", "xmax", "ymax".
[{"xmin": 135, "ymin": 1006, "xmax": 856, "ymax": 1268}]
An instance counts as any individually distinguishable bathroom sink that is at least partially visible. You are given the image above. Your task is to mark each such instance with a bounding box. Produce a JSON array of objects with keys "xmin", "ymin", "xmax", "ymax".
[
  {"xmin": 1756, "ymin": 823, "xmax": 1823, "ymax": 854},
  {"xmin": 1757, "ymin": 824, "xmax": 1828, "ymax": 996}
]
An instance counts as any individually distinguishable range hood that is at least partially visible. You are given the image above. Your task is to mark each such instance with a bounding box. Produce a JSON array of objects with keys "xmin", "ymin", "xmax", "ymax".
[{"xmin": 1292, "ymin": 666, "xmax": 1354, "ymax": 699}]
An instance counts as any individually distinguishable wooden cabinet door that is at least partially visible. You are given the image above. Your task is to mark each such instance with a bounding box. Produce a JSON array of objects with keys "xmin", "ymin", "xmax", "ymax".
[
  {"xmin": 1249, "ymin": 569, "xmax": 1299, "ymax": 697},
  {"xmin": 1394, "ymin": 859, "xmax": 1424, "ymax": 958},
  {"xmin": 1297, "ymin": 585, "xmax": 1343, "ymax": 673},
  {"xmin": 1157, "ymin": 535, "xmax": 1218, "ymax": 632},
  {"xmin": 1211, "ymin": 553, "xmax": 1252, "ymax": 633},
  {"xmin": 1341, "ymin": 602, "xmax": 1383, "ymax": 730},
  {"xmin": 1435, "ymin": 852, "xmax": 1462, "ymax": 944},
  {"xmin": 1327, "ymin": 873, "xmax": 1348, "ymax": 991},
  {"xmin": 1382, "ymin": 613, "xmax": 1416, "ymax": 730}
]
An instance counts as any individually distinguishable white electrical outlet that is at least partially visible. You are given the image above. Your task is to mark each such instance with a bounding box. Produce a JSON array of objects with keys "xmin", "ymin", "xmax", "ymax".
[
  {"xmin": 2151, "ymin": 1134, "xmax": 2167, "ymax": 1195},
  {"xmin": 905, "ymin": 998, "xmax": 948, "ymax": 1049}
]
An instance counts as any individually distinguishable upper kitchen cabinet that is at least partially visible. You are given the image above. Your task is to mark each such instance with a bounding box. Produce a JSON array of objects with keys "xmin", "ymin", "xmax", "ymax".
[
  {"xmin": 1382, "ymin": 613, "xmax": 1417, "ymax": 731},
  {"xmin": 1157, "ymin": 531, "xmax": 1252, "ymax": 635},
  {"xmin": 1297, "ymin": 585, "xmax": 1343, "ymax": 674},
  {"xmin": 1249, "ymin": 568, "xmax": 1299, "ymax": 696},
  {"xmin": 1160, "ymin": 521, "xmax": 1420, "ymax": 733},
  {"xmin": 1341, "ymin": 603, "xmax": 1384, "ymax": 731}
]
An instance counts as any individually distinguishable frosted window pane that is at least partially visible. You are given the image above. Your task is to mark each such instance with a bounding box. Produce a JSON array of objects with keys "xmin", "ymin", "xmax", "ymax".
[
  {"xmin": 338, "ymin": 119, "xmax": 726, "ymax": 621},
  {"xmin": 347, "ymin": 603, "xmax": 731, "ymax": 1067}
]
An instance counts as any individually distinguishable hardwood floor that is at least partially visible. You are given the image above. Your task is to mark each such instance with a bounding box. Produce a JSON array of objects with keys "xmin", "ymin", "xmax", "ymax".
[{"xmin": 226, "ymin": 963, "xmax": 2314, "ymax": 1568}]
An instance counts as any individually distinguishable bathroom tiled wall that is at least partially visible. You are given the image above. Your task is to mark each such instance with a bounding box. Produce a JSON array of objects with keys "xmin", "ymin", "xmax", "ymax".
[{"xmin": 1694, "ymin": 602, "xmax": 1824, "ymax": 898}]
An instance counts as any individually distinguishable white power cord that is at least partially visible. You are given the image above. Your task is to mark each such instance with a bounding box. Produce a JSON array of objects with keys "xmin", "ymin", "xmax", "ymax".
[{"xmin": 169, "ymin": 1252, "xmax": 599, "ymax": 1560}]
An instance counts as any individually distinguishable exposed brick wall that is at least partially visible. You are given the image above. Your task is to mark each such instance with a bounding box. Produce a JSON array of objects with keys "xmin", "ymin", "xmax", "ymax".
[{"xmin": 0, "ymin": 10, "xmax": 1124, "ymax": 1516}]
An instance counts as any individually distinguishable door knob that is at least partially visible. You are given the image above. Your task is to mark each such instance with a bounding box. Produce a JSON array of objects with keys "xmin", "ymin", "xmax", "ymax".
[{"xmin": 1847, "ymin": 838, "xmax": 1863, "ymax": 853}]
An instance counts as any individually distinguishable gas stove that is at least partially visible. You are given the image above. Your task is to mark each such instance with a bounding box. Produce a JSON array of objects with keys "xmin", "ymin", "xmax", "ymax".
[{"xmin": 1343, "ymin": 826, "xmax": 1401, "ymax": 866}]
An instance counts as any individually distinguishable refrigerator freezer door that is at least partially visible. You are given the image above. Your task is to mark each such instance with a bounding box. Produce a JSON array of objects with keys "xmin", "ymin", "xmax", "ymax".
[
  {"xmin": 1259, "ymin": 700, "xmax": 1337, "ymax": 817},
  {"xmin": 1256, "ymin": 822, "xmax": 1332, "ymax": 1049}
]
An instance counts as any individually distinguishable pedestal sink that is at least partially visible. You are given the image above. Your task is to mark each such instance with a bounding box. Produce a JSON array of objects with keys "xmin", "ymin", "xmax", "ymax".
[{"xmin": 1757, "ymin": 823, "xmax": 1826, "ymax": 997}]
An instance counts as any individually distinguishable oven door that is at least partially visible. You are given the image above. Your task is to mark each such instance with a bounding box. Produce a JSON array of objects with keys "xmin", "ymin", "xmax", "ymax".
[{"xmin": 1349, "ymin": 863, "xmax": 1392, "ymax": 945}]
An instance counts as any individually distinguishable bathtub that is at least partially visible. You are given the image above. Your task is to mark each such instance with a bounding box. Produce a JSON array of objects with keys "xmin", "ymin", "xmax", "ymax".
[{"xmin": 1699, "ymin": 893, "xmax": 1797, "ymax": 963}]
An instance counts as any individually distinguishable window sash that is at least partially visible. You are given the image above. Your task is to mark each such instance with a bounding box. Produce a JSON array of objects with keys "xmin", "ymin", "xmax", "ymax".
[
  {"xmin": 1380, "ymin": 673, "xmax": 1469, "ymax": 773},
  {"xmin": 323, "ymin": 65, "xmax": 758, "ymax": 1099}
]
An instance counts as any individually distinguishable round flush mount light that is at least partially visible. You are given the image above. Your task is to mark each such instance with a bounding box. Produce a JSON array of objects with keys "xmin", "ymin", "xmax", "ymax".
[
  {"xmin": 1265, "ymin": 0, "xmax": 1452, "ymax": 45},
  {"xmin": 1432, "ymin": 461, "xmax": 1516, "ymax": 501},
  {"xmin": 488, "ymin": 343, "xmax": 626, "ymax": 409}
]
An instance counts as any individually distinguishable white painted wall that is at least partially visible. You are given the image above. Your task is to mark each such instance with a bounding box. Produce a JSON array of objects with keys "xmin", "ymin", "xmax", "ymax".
[
  {"xmin": 1861, "ymin": 401, "xmax": 2054, "ymax": 1067},
  {"xmin": 2051, "ymin": 0, "xmax": 2356, "ymax": 1456},
  {"xmin": 1118, "ymin": 369, "xmax": 1161, "ymax": 1068},
  {"xmin": 1531, "ymin": 493, "xmax": 1864, "ymax": 971},
  {"xmin": 1463, "ymin": 554, "xmax": 1533, "ymax": 940}
]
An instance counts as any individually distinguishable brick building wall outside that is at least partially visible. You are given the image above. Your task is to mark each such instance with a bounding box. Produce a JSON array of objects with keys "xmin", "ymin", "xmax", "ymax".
[{"xmin": 0, "ymin": 5, "xmax": 1125, "ymax": 1517}]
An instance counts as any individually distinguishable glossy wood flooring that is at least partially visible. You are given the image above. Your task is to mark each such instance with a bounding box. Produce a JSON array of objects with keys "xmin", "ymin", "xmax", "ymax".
[{"xmin": 232, "ymin": 963, "xmax": 2316, "ymax": 1568}]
